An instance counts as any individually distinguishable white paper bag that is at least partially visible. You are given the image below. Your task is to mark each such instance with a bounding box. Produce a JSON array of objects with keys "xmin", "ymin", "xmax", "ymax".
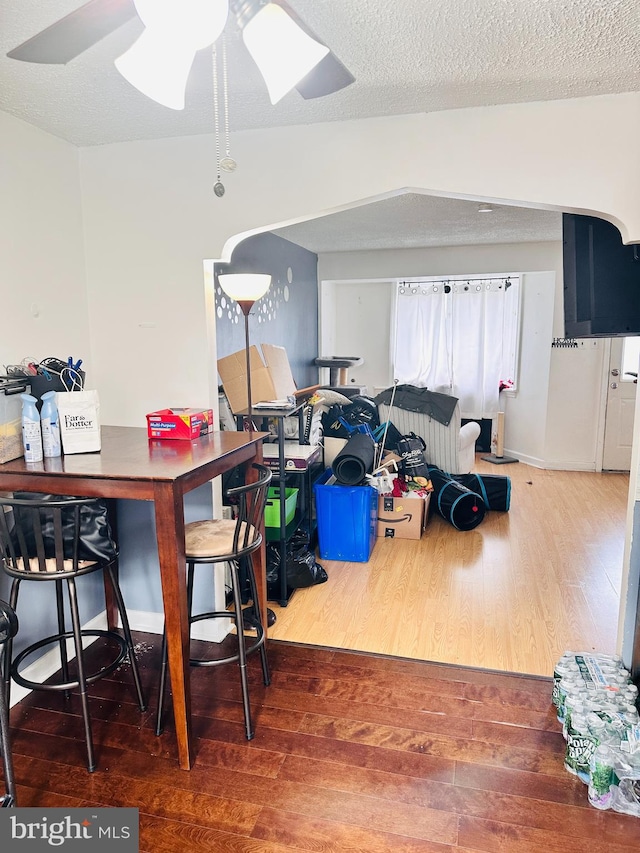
[{"xmin": 56, "ymin": 390, "xmax": 101, "ymax": 454}]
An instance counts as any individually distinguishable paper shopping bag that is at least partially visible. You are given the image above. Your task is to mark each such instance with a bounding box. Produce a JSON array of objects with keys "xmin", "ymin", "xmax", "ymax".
[{"xmin": 56, "ymin": 390, "xmax": 101, "ymax": 454}]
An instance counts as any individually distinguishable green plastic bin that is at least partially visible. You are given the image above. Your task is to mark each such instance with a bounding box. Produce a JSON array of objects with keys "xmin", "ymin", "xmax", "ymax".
[{"xmin": 264, "ymin": 486, "xmax": 298, "ymax": 528}]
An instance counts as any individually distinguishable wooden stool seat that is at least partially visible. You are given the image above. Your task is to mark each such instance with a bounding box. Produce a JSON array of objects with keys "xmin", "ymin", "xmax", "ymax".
[
  {"xmin": 155, "ymin": 464, "xmax": 272, "ymax": 741},
  {"xmin": 185, "ymin": 519, "xmax": 252, "ymax": 559}
]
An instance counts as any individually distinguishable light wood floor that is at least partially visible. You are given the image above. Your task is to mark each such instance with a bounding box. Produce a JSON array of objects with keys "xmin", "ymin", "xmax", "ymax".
[{"xmin": 269, "ymin": 457, "xmax": 629, "ymax": 677}]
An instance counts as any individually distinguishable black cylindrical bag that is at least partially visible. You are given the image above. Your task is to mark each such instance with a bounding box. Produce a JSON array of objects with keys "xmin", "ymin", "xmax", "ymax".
[
  {"xmin": 332, "ymin": 433, "xmax": 376, "ymax": 485},
  {"xmin": 427, "ymin": 466, "xmax": 486, "ymax": 531},
  {"xmin": 452, "ymin": 473, "xmax": 511, "ymax": 512}
]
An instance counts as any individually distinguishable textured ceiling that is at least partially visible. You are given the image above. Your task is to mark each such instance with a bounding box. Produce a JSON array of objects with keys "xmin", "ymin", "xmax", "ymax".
[
  {"xmin": 271, "ymin": 194, "xmax": 563, "ymax": 253},
  {"xmin": 1, "ymin": 0, "xmax": 626, "ymax": 250},
  {"xmin": 2, "ymin": 0, "xmax": 640, "ymax": 147}
]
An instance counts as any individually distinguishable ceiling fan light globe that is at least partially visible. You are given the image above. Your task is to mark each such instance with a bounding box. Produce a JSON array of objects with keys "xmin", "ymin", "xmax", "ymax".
[
  {"xmin": 115, "ymin": 30, "xmax": 196, "ymax": 110},
  {"xmin": 134, "ymin": 0, "xmax": 229, "ymax": 50},
  {"xmin": 133, "ymin": 0, "xmax": 230, "ymax": 51},
  {"xmin": 242, "ymin": 4, "xmax": 330, "ymax": 104},
  {"xmin": 218, "ymin": 274, "xmax": 272, "ymax": 303}
]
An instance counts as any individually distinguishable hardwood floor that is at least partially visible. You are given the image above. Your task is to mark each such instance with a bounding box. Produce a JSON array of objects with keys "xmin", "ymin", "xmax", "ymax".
[
  {"xmin": 269, "ymin": 458, "xmax": 630, "ymax": 677},
  {"xmin": 6, "ymin": 635, "xmax": 639, "ymax": 851}
]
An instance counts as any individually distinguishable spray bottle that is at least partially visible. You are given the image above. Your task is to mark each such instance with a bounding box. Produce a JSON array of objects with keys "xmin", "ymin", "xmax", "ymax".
[
  {"xmin": 41, "ymin": 390, "xmax": 61, "ymax": 458},
  {"xmin": 20, "ymin": 393, "xmax": 43, "ymax": 463}
]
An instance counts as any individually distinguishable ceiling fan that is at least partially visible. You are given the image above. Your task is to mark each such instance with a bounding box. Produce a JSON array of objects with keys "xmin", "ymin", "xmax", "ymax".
[{"xmin": 6, "ymin": 0, "xmax": 355, "ymax": 107}]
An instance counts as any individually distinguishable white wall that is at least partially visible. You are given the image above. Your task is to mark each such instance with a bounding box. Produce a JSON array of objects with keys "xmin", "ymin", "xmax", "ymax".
[
  {"xmin": 326, "ymin": 279, "xmax": 394, "ymax": 393},
  {"xmin": 318, "ymin": 242, "xmax": 604, "ymax": 469},
  {"xmin": 0, "ymin": 112, "xmax": 98, "ymax": 653},
  {"xmin": 0, "ymin": 112, "xmax": 90, "ymax": 371}
]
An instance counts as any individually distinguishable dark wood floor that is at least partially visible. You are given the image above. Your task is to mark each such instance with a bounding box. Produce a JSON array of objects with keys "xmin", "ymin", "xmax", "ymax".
[{"xmin": 5, "ymin": 632, "xmax": 639, "ymax": 851}]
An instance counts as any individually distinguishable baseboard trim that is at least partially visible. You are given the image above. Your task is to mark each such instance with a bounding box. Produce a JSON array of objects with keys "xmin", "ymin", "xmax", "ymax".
[{"xmin": 501, "ymin": 451, "xmax": 597, "ymax": 472}]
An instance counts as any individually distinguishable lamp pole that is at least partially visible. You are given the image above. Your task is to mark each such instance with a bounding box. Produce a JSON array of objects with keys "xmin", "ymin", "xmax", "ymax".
[{"xmin": 238, "ymin": 299, "xmax": 254, "ymax": 429}]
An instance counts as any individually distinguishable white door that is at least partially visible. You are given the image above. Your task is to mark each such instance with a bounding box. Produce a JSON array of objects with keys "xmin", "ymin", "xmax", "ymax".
[{"xmin": 602, "ymin": 337, "xmax": 639, "ymax": 471}]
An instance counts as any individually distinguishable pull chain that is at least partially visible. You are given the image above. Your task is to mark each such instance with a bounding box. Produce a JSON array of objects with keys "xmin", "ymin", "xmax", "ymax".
[
  {"xmin": 220, "ymin": 35, "xmax": 237, "ymax": 173},
  {"xmin": 212, "ymin": 43, "xmax": 225, "ymax": 197}
]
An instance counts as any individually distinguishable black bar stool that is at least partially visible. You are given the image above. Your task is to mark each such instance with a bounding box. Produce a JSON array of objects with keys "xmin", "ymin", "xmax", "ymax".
[
  {"xmin": 0, "ymin": 495, "xmax": 147, "ymax": 772},
  {"xmin": 156, "ymin": 463, "xmax": 272, "ymax": 739},
  {"xmin": 0, "ymin": 599, "xmax": 18, "ymax": 807}
]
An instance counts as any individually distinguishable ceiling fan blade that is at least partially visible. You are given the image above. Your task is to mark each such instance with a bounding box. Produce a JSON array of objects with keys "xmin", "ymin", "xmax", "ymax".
[
  {"xmin": 7, "ymin": 0, "xmax": 138, "ymax": 65},
  {"xmin": 296, "ymin": 52, "xmax": 355, "ymax": 99},
  {"xmin": 271, "ymin": 0, "xmax": 355, "ymax": 99}
]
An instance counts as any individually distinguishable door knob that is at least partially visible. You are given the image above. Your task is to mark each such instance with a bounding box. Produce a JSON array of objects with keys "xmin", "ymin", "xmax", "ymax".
[
  {"xmin": 610, "ymin": 382, "xmax": 618, "ymax": 389},
  {"xmin": 611, "ymin": 368, "xmax": 620, "ymax": 376}
]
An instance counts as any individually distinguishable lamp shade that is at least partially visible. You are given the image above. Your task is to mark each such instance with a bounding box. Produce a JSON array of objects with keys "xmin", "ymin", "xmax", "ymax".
[
  {"xmin": 241, "ymin": 3, "xmax": 330, "ymax": 104},
  {"xmin": 115, "ymin": 0, "xmax": 229, "ymax": 110},
  {"xmin": 219, "ymin": 273, "xmax": 271, "ymax": 303}
]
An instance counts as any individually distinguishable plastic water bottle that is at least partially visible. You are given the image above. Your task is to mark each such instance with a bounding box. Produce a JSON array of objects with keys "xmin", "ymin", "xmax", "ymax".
[
  {"xmin": 588, "ymin": 744, "xmax": 614, "ymax": 809},
  {"xmin": 41, "ymin": 390, "xmax": 61, "ymax": 458},
  {"xmin": 20, "ymin": 393, "xmax": 43, "ymax": 463},
  {"xmin": 566, "ymin": 712, "xmax": 601, "ymax": 783}
]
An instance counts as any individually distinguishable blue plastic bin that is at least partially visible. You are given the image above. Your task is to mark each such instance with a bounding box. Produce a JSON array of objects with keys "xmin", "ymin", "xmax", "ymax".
[{"xmin": 314, "ymin": 468, "xmax": 377, "ymax": 562}]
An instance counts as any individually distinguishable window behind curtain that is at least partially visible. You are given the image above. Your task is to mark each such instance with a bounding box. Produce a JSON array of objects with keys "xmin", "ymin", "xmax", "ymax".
[{"xmin": 393, "ymin": 275, "xmax": 521, "ymax": 419}]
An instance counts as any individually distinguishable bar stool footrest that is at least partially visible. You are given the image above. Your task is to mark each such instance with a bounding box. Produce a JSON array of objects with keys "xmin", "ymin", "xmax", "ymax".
[
  {"xmin": 11, "ymin": 630, "xmax": 128, "ymax": 692},
  {"xmin": 189, "ymin": 611, "xmax": 266, "ymax": 668}
]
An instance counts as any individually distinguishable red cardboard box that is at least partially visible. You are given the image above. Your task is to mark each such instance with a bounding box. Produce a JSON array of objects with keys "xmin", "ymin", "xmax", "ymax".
[{"xmin": 146, "ymin": 408, "xmax": 214, "ymax": 440}]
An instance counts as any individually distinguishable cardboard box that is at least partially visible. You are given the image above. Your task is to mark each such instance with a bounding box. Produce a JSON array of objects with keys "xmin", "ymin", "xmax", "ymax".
[
  {"xmin": 377, "ymin": 492, "xmax": 431, "ymax": 539},
  {"xmin": 146, "ymin": 408, "xmax": 214, "ymax": 440},
  {"xmin": 262, "ymin": 442, "xmax": 322, "ymax": 472},
  {"xmin": 217, "ymin": 343, "xmax": 319, "ymax": 414}
]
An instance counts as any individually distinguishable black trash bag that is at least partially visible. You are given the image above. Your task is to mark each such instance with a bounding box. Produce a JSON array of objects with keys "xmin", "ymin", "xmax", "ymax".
[
  {"xmin": 266, "ymin": 543, "xmax": 280, "ymax": 586},
  {"xmin": 286, "ymin": 548, "xmax": 328, "ymax": 589},
  {"xmin": 266, "ymin": 535, "xmax": 328, "ymax": 589},
  {"xmin": 397, "ymin": 433, "xmax": 430, "ymax": 480}
]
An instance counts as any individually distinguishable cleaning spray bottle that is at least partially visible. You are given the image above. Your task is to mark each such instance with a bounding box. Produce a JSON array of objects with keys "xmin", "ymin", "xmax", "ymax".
[
  {"xmin": 20, "ymin": 393, "xmax": 43, "ymax": 463},
  {"xmin": 41, "ymin": 390, "xmax": 61, "ymax": 458}
]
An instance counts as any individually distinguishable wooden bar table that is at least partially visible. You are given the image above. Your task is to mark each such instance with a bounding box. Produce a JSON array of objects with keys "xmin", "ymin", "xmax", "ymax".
[{"xmin": 0, "ymin": 425, "xmax": 268, "ymax": 770}]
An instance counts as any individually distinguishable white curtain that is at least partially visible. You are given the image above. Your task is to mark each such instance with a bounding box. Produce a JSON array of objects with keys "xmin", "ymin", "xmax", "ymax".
[{"xmin": 394, "ymin": 280, "xmax": 517, "ymax": 419}]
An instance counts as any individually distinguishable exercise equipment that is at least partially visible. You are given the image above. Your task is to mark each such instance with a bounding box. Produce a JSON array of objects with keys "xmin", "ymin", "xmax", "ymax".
[{"xmin": 332, "ymin": 433, "xmax": 376, "ymax": 485}]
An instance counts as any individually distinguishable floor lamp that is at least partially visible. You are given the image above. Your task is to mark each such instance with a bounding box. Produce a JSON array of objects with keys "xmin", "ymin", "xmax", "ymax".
[
  {"xmin": 218, "ymin": 273, "xmax": 276, "ymax": 628},
  {"xmin": 218, "ymin": 273, "xmax": 271, "ymax": 428}
]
